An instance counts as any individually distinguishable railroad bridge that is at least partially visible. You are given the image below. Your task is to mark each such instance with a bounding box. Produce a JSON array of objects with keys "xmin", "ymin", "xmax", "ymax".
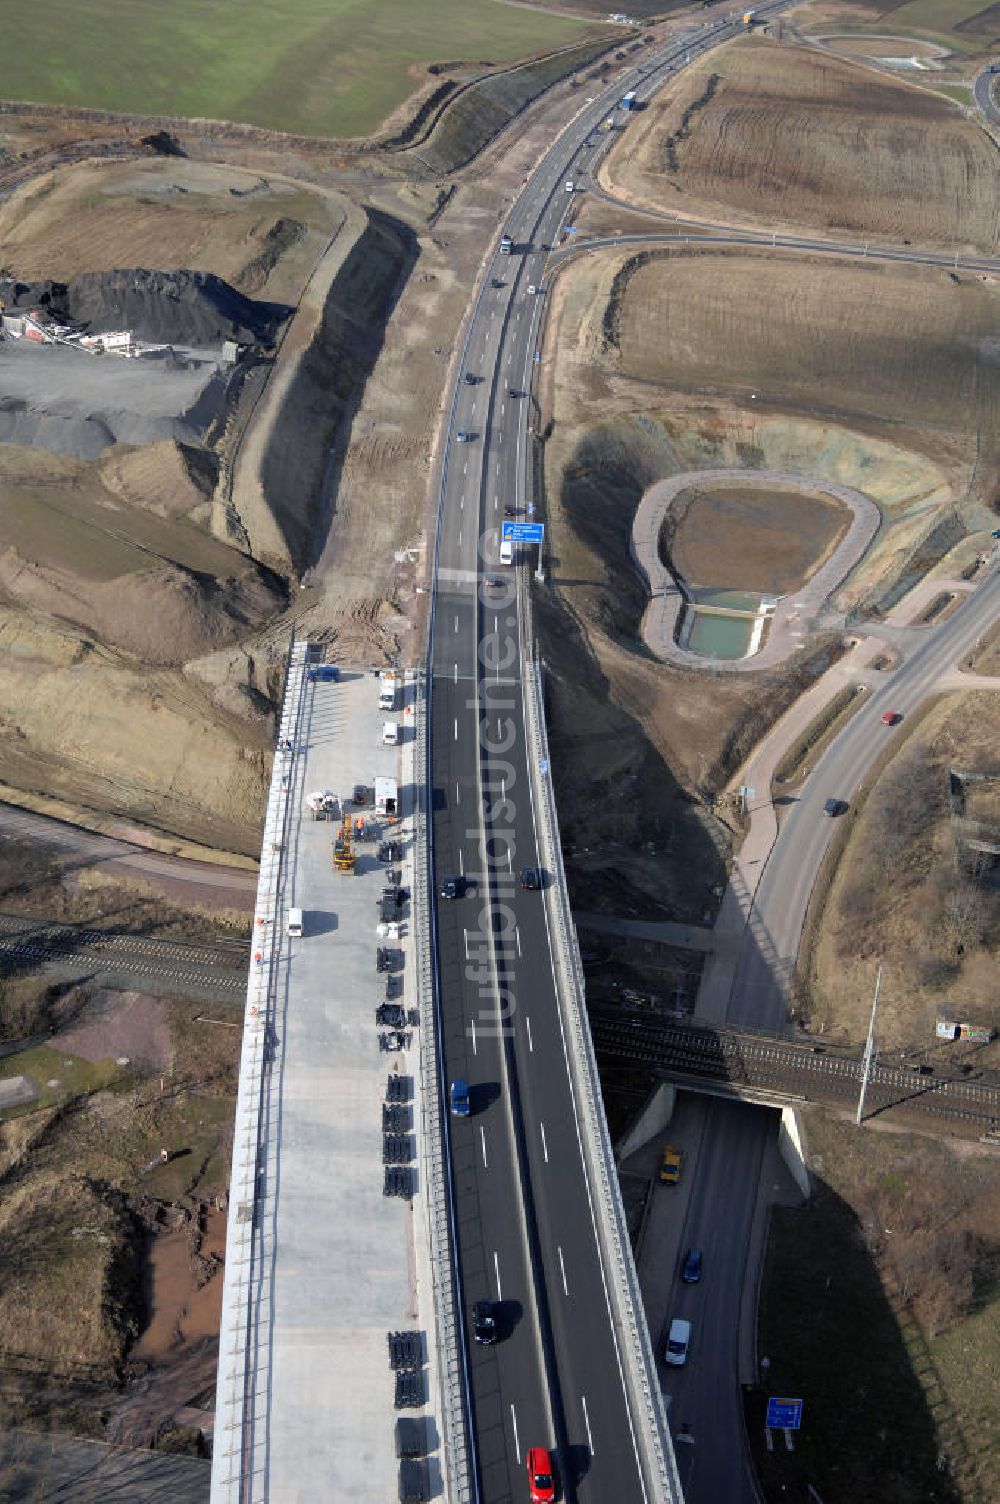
[{"xmin": 592, "ymin": 1012, "xmax": 1000, "ymax": 1130}]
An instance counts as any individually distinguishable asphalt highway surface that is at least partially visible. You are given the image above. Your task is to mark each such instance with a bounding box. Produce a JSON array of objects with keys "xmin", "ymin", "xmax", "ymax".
[
  {"xmin": 426, "ymin": 10, "xmax": 795, "ymax": 1501},
  {"xmin": 727, "ymin": 567, "xmax": 1000, "ymax": 1034}
]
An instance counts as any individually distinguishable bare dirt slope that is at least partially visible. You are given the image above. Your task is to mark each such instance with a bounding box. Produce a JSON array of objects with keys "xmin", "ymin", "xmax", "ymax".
[
  {"xmin": 809, "ymin": 690, "xmax": 1000, "ymax": 1049},
  {"xmin": 603, "ymin": 35, "xmax": 1000, "ymax": 251},
  {"xmin": 537, "ymin": 228, "xmax": 1000, "ymax": 919}
]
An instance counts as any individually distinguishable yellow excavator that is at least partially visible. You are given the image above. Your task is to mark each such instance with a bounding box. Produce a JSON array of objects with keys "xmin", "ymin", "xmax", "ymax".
[{"xmin": 333, "ymin": 812, "xmax": 355, "ymax": 874}]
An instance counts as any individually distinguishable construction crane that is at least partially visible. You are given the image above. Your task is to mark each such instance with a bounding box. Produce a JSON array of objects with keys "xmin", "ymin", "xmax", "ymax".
[{"xmin": 333, "ymin": 812, "xmax": 355, "ymax": 874}]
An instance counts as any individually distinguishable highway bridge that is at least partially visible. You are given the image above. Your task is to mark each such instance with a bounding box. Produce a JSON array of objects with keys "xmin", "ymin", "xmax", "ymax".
[{"xmin": 422, "ymin": 8, "xmax": 795, "ymax": 1501}]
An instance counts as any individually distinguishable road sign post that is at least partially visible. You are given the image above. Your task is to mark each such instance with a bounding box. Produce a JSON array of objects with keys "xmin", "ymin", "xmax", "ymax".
[{"xmin": 766, "ymin": 1396, "xmax": 803, "ymax": 1450}]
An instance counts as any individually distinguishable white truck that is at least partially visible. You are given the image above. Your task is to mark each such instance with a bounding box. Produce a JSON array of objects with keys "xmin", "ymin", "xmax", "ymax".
[{"xmin": 378, "ymin": 671, "xmax": 401, "ymax": 712}]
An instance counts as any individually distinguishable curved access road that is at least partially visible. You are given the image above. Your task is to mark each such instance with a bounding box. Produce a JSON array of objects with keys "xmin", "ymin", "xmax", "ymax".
[
  {"xmin": 631, "ymin": 469, "xmax": 881, "ymax": 670},
  {"xmin": 697, "ymin": 565, "xmax": 1000, "ymax": 1032}
]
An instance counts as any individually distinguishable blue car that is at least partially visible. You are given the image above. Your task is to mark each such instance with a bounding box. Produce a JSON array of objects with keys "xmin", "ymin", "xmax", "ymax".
[
  {"xmin": 450, "ymin": 1079, "xmax": 471, "ymax": 1117},
  {"xmin": 680, "ymin": 1248, "xmax": 703, "ymax": 1284},
  {"xmin": 307, "ymin": 664, "xmax": 339, "ymax": 682}
]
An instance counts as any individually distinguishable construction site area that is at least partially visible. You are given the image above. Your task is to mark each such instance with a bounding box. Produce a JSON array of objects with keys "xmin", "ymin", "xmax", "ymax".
[{"xmin": 2, "ymin": 0, "xmax": 1000, "ymax": 1498}]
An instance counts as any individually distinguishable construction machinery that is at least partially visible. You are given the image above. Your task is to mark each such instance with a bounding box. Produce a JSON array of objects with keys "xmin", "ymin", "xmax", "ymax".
[{"xmin": 333, "ymin": 812, "xmax": 355, "ymax": 874}]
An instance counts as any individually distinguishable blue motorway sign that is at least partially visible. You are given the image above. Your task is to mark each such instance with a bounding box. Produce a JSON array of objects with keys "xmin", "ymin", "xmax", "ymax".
[
  {"xmin": 564, "ymin": 225, "xmax": 579, "ymax": 234},
  {"xmin": 765, "ymin": 1397, "xmax": 803, "ymax": 1431},
  {"xmin": 502, "ymin": 521, "xmax": 544, "ymax": 544}
]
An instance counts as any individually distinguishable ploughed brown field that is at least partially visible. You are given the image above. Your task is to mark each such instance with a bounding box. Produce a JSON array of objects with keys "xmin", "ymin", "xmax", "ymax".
[{"xmin": 606, "ymin": 35, "xmax": 1000, "ymax": 252}]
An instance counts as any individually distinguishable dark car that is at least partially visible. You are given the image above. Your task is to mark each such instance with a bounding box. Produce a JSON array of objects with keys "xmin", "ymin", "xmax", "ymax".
[
  {"xmin": 491, "ymin": 277, "xmax": 505, "ymax": 289},
  {"xmin": 509, "ymin": 387, "xmax": 524, "ymax": 399},
  {"xmin": 450, "ymin": 1079, "xmax": 470, "ymax": 1117},
  {"xmin": 455, "ymin": 430, "xmax": 475, "ymax": 444},
  {"xmin": 519, "ymin": 866, "xmax": 542, "ymax": 890},
  {"xmin": 464, "ymin": 372, "xmax": 478, "ymax": 386},
  {"xmin": 473, "ymin": 1300, "xmax": 497, "ymax": 1345},
  {"xmin": 680, "ymin": 1247, "xmax": 703, "ymax": 1284},
  {"xmin": 441, "ymin": 874, "xmax": 462, "ymax": 900},
  {"xmin": 307, "ymin": 663, "xmax": 339, "ymax": 682},
  {"xmin": 503, "ymin": 503, "xmax": 517, "ymax": 518},
  {"xmin": 823, "ymin": 798, "xmax": 847, "ymax": 818}
]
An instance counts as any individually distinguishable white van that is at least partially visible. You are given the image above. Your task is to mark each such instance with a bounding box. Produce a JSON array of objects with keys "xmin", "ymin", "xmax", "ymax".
[
  {"xmin": 382, "ymin": 721, "xmax": 400, "ymax": 746},
  {"xmin": 286, "ymin": 907, "xmax": 303, "ymax": 938},
  {"xmin": 499, "ymin": 539, "xmax": 514, "ymax": 566},
  {"xmin": 665, "ymin": 1317, "xmax": 691, "ymax": 1367}
]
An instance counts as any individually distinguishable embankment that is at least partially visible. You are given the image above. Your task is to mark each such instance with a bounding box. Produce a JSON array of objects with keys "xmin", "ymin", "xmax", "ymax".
[{"xmin": 227, "ymin": 206, "xmax": 416, "ymax": 573}]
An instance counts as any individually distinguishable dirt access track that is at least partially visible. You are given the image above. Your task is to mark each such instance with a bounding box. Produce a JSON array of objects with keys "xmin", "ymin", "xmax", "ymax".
[{"xmin": 631, "ymin": 469, "xmax": 881, "ymax": 670}]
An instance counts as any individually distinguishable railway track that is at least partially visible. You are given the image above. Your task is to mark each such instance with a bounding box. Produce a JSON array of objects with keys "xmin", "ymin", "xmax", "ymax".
[
  {"xmin": 0, "ymin": 911, "xmax": 249, "ymax": 995},
  {"xmin": 592, "ymin": 1012, "xmax": 1000, "ymax": 1128}
]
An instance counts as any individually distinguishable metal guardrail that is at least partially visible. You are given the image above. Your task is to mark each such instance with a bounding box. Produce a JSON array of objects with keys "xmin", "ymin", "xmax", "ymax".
[
  {"xmin": 518, "ymin": 586, "xmax": 682, "ymax": 1504},
  {"xmin": 210, "ymin": 636, "xmax": 309, "ymax": 1504},
  {"xmin": 412, "ymin": 669, "xmax": 475, "ymax": 1504}
]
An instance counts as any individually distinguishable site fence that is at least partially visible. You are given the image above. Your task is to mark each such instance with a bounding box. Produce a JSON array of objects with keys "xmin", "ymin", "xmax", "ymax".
[
  {"xmin": 210, "ymin": 634, "xmax": 309, "ymax": 1504},
  {"xmin": 518, "ymin": 583, "xmax": 683, "ymax": 1504},
  {"xmin": 412, "ymin": 667, "xmax": 475, "ymax": 1504}
]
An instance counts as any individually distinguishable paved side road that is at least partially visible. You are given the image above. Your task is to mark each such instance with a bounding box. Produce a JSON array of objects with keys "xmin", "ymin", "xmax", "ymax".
[
  {"xmin": 0, "ymin": 801, "xmax": 256, "ymax": 911},
  {"xmin": 0, "ymin": 1426, "xmax": 208, "ymax": 1503}
]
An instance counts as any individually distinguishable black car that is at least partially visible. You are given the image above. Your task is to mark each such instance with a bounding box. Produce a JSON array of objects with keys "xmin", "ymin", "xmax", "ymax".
[
  {"xmin": 473, "ymin": 1300, "xmax": 498, "ymax": 1345},
  {"xmin": 680, "ymin": 1247, "xmax": 703, "ymax": 1284},
  {"xmin": 441, "ymin": 874, "xmax": 462, "ymax": 899},
  {"xmin": 464, "ymin": 372, "xmax": 478, "ymax": 386},
  {"xmin": 823, "ymin": 798, "xmax": 847, "ymax": 818},
  {"xmin": 519, "ymin": 867, "xmax": 542, "ymax": 891}
]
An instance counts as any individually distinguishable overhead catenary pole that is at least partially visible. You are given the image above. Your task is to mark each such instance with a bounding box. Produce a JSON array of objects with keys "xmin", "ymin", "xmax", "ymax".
[{"xmin": 856, "ymin": 966, "xmax": 882, "ymax": 1125}]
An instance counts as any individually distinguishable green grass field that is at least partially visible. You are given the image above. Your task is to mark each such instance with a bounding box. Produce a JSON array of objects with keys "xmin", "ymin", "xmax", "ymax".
[{"xmin": 3, "ymin": 0, "xmax": 593, "ymax": 138}]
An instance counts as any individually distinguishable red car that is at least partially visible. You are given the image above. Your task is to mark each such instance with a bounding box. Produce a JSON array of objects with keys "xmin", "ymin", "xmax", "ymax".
[
  {"xmin": 881, "ymin": 710, "xmax": 902, "ymax": 726},
  {"xmin": 526, "ymin": 1447, "xmax": 556, "ymax": 1503}
]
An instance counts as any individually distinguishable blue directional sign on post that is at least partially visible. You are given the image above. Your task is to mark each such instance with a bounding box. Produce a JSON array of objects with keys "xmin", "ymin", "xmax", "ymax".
[
  {"xmin": 765, "ymin": 1398, "xmax": 803, "ymax": 1431},
  {"xmin": 502, "ymin": 521, "xmax": 545, "ymax": 544}
]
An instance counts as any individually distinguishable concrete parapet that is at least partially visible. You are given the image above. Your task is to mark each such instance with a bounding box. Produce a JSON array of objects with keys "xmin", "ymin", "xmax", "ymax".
[
  {"xmin": 519, "ymin": 585, "xmax": 683, "ymax": 1504},
  {"xmin": 211, "ymin": 634, "xmax": 308, "ymax": 1504}
]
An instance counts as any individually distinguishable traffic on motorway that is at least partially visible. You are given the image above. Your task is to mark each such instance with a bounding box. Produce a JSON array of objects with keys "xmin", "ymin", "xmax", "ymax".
[{"xmin": 425, "ymin": 6, "xmax": 788, "ymax": 1502}]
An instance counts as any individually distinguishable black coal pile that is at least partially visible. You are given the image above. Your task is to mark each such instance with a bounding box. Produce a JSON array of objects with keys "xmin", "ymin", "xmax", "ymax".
[{"xmin": 0, "ymin": 268, "xmax": 290, "ymax": 348}]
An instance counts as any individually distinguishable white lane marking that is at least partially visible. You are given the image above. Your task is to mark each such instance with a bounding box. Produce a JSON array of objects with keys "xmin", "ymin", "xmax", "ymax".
[
  {"xmin": 495, "ymin": 1250, "xmax": 504, "ymax": 1302},
  {"xmin": 454, "ymin": 663, "xmax": 458, "ymax": 684},
  {"xmin": 454, "ymin": 615, "xmax": 458, "ymax": 633},
  {"xmin": 454, "ymin": 718, "xmax": 458, "ymax": 741},
  {"xmin": 516, "ymin": 927, "xmax": 522, "ymax": 958},
  {"xmin": 527, "ymin": 754, "xmax": 646, "ymax": 1487},
  {"xmin": 460, "ymin": 496, "xmax": 464, "ymax": 510},
  {"xmin": 463, "ymin": 461, "xmax": 468, "ymax": 475},
  {"xmin": 511, "ymin": 1405, "xmax": 521, "ymax": 1463},
  {"xmin": 582, "ymin": 1395, "xmax": 595, "ymax": 1456},
  {"xmin": 458, "ymin": 527, "xmax": 462, "ymax": 547},
  {"xmin": 480, "ymin": 1126, "xmax": 488, "ymax": 1168},
  {"xmin": 456, "ymin": 781, "xmax": 460, "ymax": 805},
  {"xmin": 507, "ymin": 848, "xmax": 512, "ymax": 873},
  {"xmin": 459, "ymin": 848, "xmax": 465, "ymax": 876},
  {"xmin": 501, "ymin": 404, "xmax": 506, "ymax": 418},
  {"xmin": 470, "ymin": 1017, "xmax": 477, "ymax": 1055},
  {"xmin": 558, "ymin": 1245, "xmax": 569, "ymax": 1296},
  {"xmin": 494, "ymin": 616, "xmax": 499, "ymax": 634},
  {"xmin": 526, "ymin": 1015, "xmax": 533, "ymax": 1052},
  {"xmin": 464, "ymin": 929, "xmax": 469, "ymax": 959},
  {"xmin": 540, "ymin": 1121, "xmax": 549, "ymax": 1163}
]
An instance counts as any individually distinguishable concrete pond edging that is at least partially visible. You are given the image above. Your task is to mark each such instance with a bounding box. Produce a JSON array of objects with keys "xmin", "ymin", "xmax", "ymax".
[{"xmin": 631, "ymin": 468, "xmax": 882, "ymax": 672}]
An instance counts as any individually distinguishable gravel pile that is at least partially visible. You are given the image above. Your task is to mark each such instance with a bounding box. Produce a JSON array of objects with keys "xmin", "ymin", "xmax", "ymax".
[{"xmin": 0, "ymin": 267, "xmax": 290, "ymax": 348}]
